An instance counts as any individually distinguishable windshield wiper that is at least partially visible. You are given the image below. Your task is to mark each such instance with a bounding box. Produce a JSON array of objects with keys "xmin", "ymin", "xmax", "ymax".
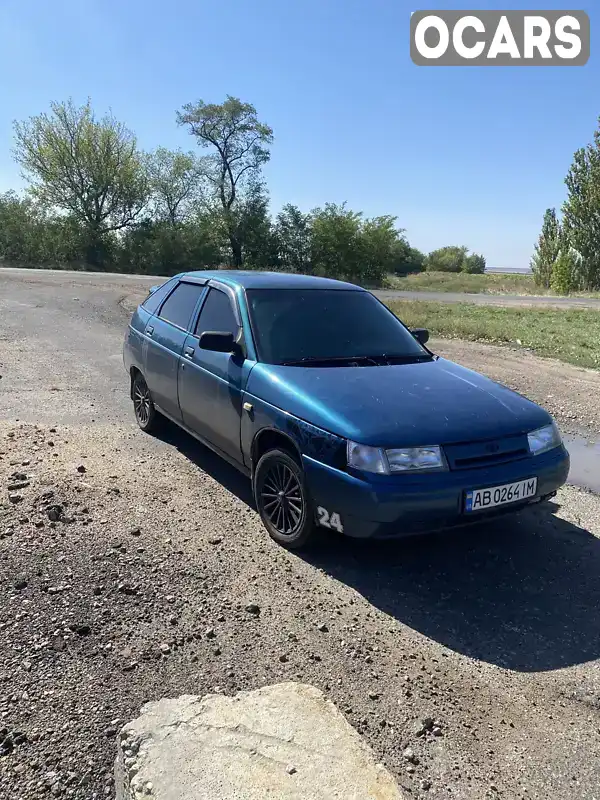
[
  {"xmin": 365, "ymin": 353, "xmax": 433, "ymax": 364},
  {"xmin": 279, "ymin": 353, "xmax": 432, "ymax": 367},
  {"xmin": 280, "ymin": 355, "xmax": 380, "ymax": 367}
]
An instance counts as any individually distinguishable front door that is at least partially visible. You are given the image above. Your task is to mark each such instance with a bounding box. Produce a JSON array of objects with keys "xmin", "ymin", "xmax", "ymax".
[{"xmin": 178, "ymin": 286, "xmax": 253, "ymax": 463}]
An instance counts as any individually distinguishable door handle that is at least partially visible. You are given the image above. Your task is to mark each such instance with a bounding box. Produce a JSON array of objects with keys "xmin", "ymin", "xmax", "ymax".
[
  {"xmin": 146, "ymin": 325, "xmax": 154, "ymax": 336},
  {"xmin": 184, "ymin": 346, "xmax": 194, "ymax": 359}
]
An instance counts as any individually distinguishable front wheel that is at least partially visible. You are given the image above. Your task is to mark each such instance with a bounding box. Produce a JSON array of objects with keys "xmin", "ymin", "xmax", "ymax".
[
  {"xmin": 132, "ymin": 373, "xmax": 159, "ymax": 433},
  {"xmin": 253, "ymin": 449, "xmax": 317, "ymax": 550}
]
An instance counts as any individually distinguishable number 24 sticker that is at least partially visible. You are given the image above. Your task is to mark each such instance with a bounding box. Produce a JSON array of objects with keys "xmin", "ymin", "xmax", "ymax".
[{"xmin": 317, "ymin": 507, "xmax": 344, "ymax": 533}]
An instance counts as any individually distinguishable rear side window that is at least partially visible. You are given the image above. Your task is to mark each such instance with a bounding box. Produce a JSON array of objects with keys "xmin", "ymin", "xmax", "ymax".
[
  {"xmin": 141, "ymin": 278, "xmax": 177, "ymax": 314},
  {"xmin": 195, "ymin": 288, "xmax": 239, "ymax": 338},
  {"xmin": 158, "ymin": 282, "xmax": 205, "ymax": 330}
]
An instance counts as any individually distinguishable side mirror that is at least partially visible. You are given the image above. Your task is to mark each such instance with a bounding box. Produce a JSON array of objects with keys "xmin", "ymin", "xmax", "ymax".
[
  {"xmin": 411, "ymin": 328, "xmax": 429, "ymax": 346},
  {"xmin": 199, "ymin": 331, "xmax": 237, "ymax": 354},
  {"xmin": 148, "ymin": 285, "xmax": 160, "ymax": 294}
]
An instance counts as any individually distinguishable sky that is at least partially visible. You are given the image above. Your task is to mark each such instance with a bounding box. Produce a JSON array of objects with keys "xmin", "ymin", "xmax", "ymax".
[{"xmin": 0, "ymin": 0, "xmax": 597, "ymax": 269}]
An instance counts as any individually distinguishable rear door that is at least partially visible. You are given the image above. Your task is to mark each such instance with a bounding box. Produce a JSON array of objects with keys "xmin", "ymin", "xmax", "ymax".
[
  {"xmin": 143, "ymin": 280, "xmax": 206, "ymax": 421},
  {"xmin": 178, "ymin": 284, "xmax": 254, "ymax": 463}
]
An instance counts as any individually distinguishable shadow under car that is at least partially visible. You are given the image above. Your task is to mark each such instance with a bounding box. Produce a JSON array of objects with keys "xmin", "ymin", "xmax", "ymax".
[{"xmin": 155, "ymin": 419, "xmax": 600, "ymax": 674}]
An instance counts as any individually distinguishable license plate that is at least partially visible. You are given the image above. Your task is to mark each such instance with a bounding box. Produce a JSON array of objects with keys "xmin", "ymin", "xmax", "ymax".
[{"xmin": 465, "ymin": 477, "xmax": 537, "ymax": 513}]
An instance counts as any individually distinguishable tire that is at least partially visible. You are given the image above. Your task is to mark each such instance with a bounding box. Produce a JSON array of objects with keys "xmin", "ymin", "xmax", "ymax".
[
  {"xmin": 132, "ymin": 373, "xmax": 160, "ymax": 433},
  {"xmin": 253, "ymin": 449, "xmax": 317, "ymax": 549}
]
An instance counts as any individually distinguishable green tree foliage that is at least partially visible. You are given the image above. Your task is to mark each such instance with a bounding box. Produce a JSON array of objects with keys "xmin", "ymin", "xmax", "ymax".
[
  {"xmin": 145, "ymin": 147, "xmax": 206, "ymax": 226},
  {"xmin": 274, "ymin": 204, "xmax": 312, "ymax": 274},
  {"xmin": 550, "ymin": 248, "xmax": 581, "ymax": 295},
  {"xmin": 530, "ymin": 208, "xmax": 561, "ymax": 288},
  {"xmin": 0, "ymin": 192, "xmax": 82, "ymax": 266},
  {"xmin": 424, "ymin": 246, "xmax": 486, "ymax": 274},
  {"xmin": 358, "ymin": 216, "xmax": 405, "ymax": 284},
  {"xmin": 462, "ymin": 253, "xmax": 486, "ymax": 274},
  {"xmin": 13, "ymin": 99, "xmax": 148, "ymax": 267},
  {"xmin": 118, "ymin": 217, "xmax": 221, "ymax": 276},
  {"xmin": 233, "ymin": 183, "xmax": 278, "ymax": 269},
  {"xmin": 310, "ymin": 203, "xmax": 403, "ymax": 285},
  {"xmin": 309, "ymin": 203, "xmax": 361, "ymax": 280},
  {"xmin": 177, "ymin": 96, "xmax": 273, "ymax": 267},
  {"xmin": 562, "ymin": 122, "xmax": 600, "ymax": 290},
  {"xmin": 425, "ymin": 245, "xmax": 469, "ymax": 273},
  {"xmin": 391, "ymin": 241, "xmax": 426, "ymax": 276},
  {"xmin": 4, "ymin": 96, "xmax": 490, "ymax": 286}
]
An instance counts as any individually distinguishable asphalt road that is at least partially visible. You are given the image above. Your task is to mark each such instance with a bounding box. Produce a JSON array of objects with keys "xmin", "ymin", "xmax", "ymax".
[{"xmin": 1, "ymin": 268, "xmax": 600, "ymax": 800}]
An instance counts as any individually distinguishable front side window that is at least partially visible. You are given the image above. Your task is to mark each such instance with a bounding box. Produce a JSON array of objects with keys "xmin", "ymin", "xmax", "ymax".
[
  {"xmin": 246, "ymin": 288, "xmax": 429, "ymax": 365},
  {"xmin": 158, "ymin": 282, "xmax": 204, "ymax": 330},
  {"xmin": 195, "ymin": 287, "xmax": 239, "ymax": 338}
]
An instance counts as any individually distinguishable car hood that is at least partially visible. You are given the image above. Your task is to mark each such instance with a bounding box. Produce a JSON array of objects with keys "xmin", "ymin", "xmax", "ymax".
[{"xmin": 246, "ymin": 357, "xmax": 551, "ymax": 448}]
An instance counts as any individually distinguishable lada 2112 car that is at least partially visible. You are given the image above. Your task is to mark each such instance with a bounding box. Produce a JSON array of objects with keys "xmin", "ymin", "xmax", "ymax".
[{"xmin": 123, "ymin": 271, "xmax": 570, "ymax": 549}]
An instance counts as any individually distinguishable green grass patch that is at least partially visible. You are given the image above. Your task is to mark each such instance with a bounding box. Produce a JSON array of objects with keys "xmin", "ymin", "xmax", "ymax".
[
  {"xmin": 385, "ymin": 271, "xmax": 600, "ymax": 297},
  {"xmin": 385, "ymin": 271, "xmax": 538, "ymax": 294},
  {"xmin": 386, "ymin": 299, "xmax": 600, "ymax": 370}
]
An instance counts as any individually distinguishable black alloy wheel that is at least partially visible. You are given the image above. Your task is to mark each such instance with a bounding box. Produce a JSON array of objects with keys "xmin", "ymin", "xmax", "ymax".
[{"xmin": 253, "ymin": 449, "xmax": 316, "ymax": 549}]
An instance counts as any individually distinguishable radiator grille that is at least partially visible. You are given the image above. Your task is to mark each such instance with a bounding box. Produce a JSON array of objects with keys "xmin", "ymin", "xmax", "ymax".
[{"xmin": 444, "ymin": 435, "xmax": 530, "ymax": 470}]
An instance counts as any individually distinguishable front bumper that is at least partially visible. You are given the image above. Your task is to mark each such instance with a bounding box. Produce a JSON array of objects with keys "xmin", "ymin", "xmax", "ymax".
[{"xmin": 303, "ymin": 445, "xmax": 570, "ymax": 539}]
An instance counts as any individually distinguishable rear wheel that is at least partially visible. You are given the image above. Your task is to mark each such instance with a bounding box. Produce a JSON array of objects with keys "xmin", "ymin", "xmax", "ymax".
[
  {"xmin": 132, "ymin": 373, "xmax": 159, "ymax": 433},
  {"xmin": 253, "ymin": 449, "xmax": 317, "ymax": 549}
]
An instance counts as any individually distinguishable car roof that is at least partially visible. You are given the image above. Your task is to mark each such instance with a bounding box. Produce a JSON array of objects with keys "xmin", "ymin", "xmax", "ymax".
[{"xmin": 178, "ymin": 270, "xmax": 365, "ymax": 292}]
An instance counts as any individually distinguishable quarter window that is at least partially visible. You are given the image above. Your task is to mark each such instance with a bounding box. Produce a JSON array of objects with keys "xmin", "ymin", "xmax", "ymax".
[
  {"xmin": 141, "ymin": 278, "xmax": 177, "ymax": 314},
  {"xmin": 158, "ymin": 282, "xmax": 205, "ymax": 330}
]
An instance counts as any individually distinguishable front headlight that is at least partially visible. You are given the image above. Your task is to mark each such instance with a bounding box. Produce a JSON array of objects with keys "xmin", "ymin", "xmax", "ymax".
[
  {"xmin": 347, "ymin": 441, "xmax": 388, "ymax": 474},
  {"xmin": 528, "ymin": 422, "xmax": 562, "ymax": 456},
  {"xmin": 347, "ymin": 441, "xmax": 447, "ymax": 474},
  {"xmin": 386, "ymin": 445, "xmax": 446, "ymax": 472}
]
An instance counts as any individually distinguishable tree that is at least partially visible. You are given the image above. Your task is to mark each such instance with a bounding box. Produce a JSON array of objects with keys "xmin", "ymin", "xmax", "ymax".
[
  {"xmin": 391, "ymin": 241, "xmax": 426, "ymax": 275},
  {"xmin": 358, "ymin": 215, "xmax": 404, "ymax": 284},
  {"xmin": 145, "ymin": 147, "xmax": 206, "ymax": 226},
  {"xmin": 562, "ymin": 122, "xmax": 600, "ymax": 290},
  {"xmin": 0, "ymin": 192, "xmax": 38, "ymax": 263},
  {"xmin": 530, "ymin": 208, "xmax": 561, "ymax": 288},
  {"xmin": 310, "ymin": 203, "xmax": 402, "ymax": 285},
  {"xmin": 234, "ymin": 182, "xmax": 278, "ymax": 269},
  {"xmin": 310, "ymin": 203, "xmax": 363, "ymax": 281},
  {"xmin": 13, "ymin": 99, "xmax": 148, "ymax": 267},
  {"xmin": 550, "ymin": 248, "xmax": 580, "ymax": 295},
  {"xmin": 177, "ymin": 96, "xmax": 273, "ymax": 267},
  {"xmin": 274, "ymin": 204, "xmax": 312, "ymax": 273},
  {"xmin": 462, "ymin": 253, "xmax": 486, "ymax": 274},
  {"xmin": 0, "ymin": 191, "xmax": 83, "ymax": 266},
  {"xmin": 118, "ymin": 216, "xmax": 221, "ymax": 276},
  {"xmin": 425, "ymin": 245, "xmax": 469, "ymax": 272}
]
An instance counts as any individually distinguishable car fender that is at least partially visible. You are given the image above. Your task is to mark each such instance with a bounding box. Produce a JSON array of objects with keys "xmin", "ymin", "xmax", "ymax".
[{"xmin": 242, "ymin": 393, "xmax": 346, "ymax": 472}]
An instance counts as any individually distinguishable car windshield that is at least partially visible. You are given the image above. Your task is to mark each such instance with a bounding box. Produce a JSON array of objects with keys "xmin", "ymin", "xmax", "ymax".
[{"xmin": 246, "ymin": 288, "xmax": 430, "ymax": 366}]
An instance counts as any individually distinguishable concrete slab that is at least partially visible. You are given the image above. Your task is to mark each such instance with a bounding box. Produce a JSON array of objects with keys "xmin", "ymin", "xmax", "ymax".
[{"xmin": 114, "ymin": 682, "xmax": 403, "ymax": 799}]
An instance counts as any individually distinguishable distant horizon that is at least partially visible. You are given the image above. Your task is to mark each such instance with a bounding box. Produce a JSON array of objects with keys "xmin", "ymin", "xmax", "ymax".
[{"xmin": 486, "ymin": 266, "xmax": 532, "ymax": 274}]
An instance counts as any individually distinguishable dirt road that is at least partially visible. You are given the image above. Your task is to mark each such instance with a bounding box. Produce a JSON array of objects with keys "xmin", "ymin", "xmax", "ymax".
[{"xmin": 1, "ymin": 269, "xmax": 600, "ymax": 800}]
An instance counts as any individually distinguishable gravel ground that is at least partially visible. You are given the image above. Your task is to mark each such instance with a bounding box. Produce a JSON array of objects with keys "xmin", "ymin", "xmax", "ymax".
[{"xmin": 1, "ymin": 269, "xmax": 600, "ymax": 800}]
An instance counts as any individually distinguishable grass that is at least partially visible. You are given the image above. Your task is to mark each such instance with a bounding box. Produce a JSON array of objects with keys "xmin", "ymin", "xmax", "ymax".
[
  {"xmin": 385, "ymin": 271, "xmax": 600, "ymax": 297},
  {"xmin": 386, "ymin": 299, "xmax": 600, "ymax": 370}
]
